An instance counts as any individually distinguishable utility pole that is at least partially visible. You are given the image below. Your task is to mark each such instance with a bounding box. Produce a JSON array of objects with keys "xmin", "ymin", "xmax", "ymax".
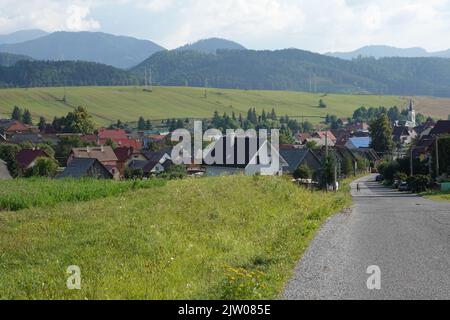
[
  {"xmin": 204, "ymin": 77, "xmax": 208, "ymax": 99},
  {"xmin": 410, "ymin": 146, "xmax": 414, "ymax": 177},
  {"xmin": 148, "ymin": 68, "xmax": 153, "ymax": 92},
  {"xmin": 436, "ymin": 137, "xmax": 440, "ymax": 179}
]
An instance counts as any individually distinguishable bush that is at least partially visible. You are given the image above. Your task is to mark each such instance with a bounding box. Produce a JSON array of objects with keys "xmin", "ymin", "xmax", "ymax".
[
  {"xmin": 25, "ymin": 158, "xmax": 58, "ymax": 178},
  {"xmin": 160, "ymin": 165, "xmax": 187, "ymax": 180},
  {"xmin": 124, "ymin": 167, "xmax": 144, "ymax": 180},
  {"xmin": 407, "ymin": 175, "xmax": 431, "ymax": 193},
  {"xmin": 293, "ymin": 164, "xmax": 312, "ymax": 179}
]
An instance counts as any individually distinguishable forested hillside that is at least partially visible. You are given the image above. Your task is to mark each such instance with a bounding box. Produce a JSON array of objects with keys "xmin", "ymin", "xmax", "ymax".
[
  {"xmin": 0, "ymin": 60, "xmax": 136, "ymax": 88},
  {"xmin": 0, "ymin": 52, "xmax": 32, "ymax": 66},
  {"xmin": 133, "ymin": 49, "xmax": 450, "ymax": 97}
]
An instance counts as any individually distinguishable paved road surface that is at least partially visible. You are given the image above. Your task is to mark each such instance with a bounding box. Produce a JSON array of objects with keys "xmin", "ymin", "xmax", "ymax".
[{"xmin": 283, "ymin": 175, "xmax": 450, "ymax": 300}]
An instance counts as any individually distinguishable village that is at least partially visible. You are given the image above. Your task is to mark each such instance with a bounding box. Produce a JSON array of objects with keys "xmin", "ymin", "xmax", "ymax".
[{"xmin": 1, "ymin": 99, "xmax": 448, "ymax": 192}]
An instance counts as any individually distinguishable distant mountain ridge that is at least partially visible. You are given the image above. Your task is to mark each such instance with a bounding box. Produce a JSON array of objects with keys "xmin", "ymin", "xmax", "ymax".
[
  {"xmin": 176, "ymin": 38, "xmax": 246, "ymax": 54},
  {"xmin": 0, "ymin": 29, "xmax": 48, "ymax": 45},
  {"xmin": 327, "ymin": 45, "xmax": 450, "ymax": 60},
  {"xmin": 0, "ymin": 31, "xmax": 166, "ymax": 69}
]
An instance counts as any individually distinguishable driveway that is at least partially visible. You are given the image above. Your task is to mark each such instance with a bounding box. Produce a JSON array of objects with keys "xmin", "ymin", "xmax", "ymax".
[{"xmin": 283, "ymin": 175, "xmax": 450, "ymax": 300}]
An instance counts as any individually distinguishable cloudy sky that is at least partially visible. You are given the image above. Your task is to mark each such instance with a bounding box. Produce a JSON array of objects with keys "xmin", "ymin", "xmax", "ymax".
[{"xmin": 1, "ymin": 0, "xmax": 450, "ymax": 52}]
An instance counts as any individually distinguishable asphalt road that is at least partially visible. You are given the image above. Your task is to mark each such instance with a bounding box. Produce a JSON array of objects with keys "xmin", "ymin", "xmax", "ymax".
[{"xmin": 283, "ymin": 175, "xmax": 450, "ymax": 300}]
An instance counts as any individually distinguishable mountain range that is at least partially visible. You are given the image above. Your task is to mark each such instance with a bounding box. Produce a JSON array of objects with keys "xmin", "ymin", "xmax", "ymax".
[
  {"xmin": 0, "ymin": 31, "xmax": 165, "ymax": 69},
  {"xmin": 133, "ymin": 49, "xmax": 450, "ymax": 97},
  {"xmin": 3, "ymin": 29, "xmax": 450, "ymax": 97},
  {"xmin": 327, "ymin": 45, "xmax": 450, "ymax": 60},
  {"xmin": 176, "ymin": 38, "xmax": 246, "ymax": 54},
  {"xmin": 0, "ymin": 29, "xmax": 48, "ymax": 45}
]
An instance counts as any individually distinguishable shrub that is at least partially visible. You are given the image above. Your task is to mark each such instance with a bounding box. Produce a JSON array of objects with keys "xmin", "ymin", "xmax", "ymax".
[
  {"xmin": 25, "ymin": 158, "xmax": 58, "ymax": 178},
  {"xmin": 293, "ymin": 164, "xmax": 312, "ymax": 179},
  {"xmin": 161, "ymin": 165, "xmax": 187, "ymax": 180},
  {"xmin": 407, "ymin": 175, "xmax": 431, "ymax": 193},
  {"xmin": 124, "ymin": 167, "xmax": 144, "ymax": 180}
]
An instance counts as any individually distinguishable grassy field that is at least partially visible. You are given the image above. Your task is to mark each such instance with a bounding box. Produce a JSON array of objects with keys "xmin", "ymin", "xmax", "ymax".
[
  {"xmin": 0, "ymin": 176, "xmax": 352, "ymax": 299},
  {"xmin": 0, "ymin": 86, "xmax": 408, "ymax": 126},
  {"xmin": 424, "ymin": 191, "xmax": 450, "ymax": 202},
  {"xmin": 0, "ymin": 178, "xmax": 166, "ymax": 211}
]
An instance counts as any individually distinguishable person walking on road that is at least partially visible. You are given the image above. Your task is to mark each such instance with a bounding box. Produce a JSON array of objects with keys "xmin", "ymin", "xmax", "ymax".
[{"xmin": 357, "ymin": 183, "xmax": 361, "ymax": 192}]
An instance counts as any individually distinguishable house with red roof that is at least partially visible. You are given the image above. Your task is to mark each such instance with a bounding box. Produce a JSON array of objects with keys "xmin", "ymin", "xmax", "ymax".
[
  {"xmin": 0, "ymin": 119, "xmax": 31, "ymax": 136},
  {"xmin": 97, "ymin": 128, "xmax": 142, "ymax": 150}
]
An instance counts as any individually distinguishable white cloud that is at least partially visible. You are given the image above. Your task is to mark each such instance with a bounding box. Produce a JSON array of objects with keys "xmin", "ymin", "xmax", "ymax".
[
  {"xmin": 66, "ymin": 5, "xmax": 100, "ymax": 30},
  {"xmin": 0, "ymin": 0, "xmax": 101, "ymax": 33},
  {"xmin": 2, "ymin": 0, "xmax": 450, "ymax": 52}
]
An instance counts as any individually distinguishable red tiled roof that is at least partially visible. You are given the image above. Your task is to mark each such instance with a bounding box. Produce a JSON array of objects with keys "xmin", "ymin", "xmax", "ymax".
[
  {"xmin": 98, "ymin": 129, "xmax": 128, "ymax": 140},
  {"xmin": 98, "ymin": 138, "xmax": 142, "ymax": 149},
  {"xmin": 16, "ymin": 149, "xmax": 50, "ymax": 169}
]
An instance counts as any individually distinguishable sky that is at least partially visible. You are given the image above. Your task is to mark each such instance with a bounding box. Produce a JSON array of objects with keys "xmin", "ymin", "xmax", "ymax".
[{"xmin": 1, "ymin": 0, "xmax": 450, "ymax": 53}]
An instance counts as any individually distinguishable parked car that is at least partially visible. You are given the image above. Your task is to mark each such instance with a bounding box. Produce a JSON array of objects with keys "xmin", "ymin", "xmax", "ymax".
[
  {"xmin": 398, "ymin": 182, "xmax": 410, "ymax": 192},
  {"xmin": 375, "ymin": 175, "xmax": 384, "ymax": 182}
]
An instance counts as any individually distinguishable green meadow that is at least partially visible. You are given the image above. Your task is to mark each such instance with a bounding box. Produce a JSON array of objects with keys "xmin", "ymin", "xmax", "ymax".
[
  {"xmin": 0, "ymin": 176, "xmax": 352, "ymax": 299},
  {"xmin": 0, "ymin": 86, "xmax": 405, "ymax": 126}
]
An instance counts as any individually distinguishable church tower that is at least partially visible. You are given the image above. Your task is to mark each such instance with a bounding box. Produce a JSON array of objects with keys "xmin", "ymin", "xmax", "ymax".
[{"xmin": 408, "ymin": 99, "xmax": 416, "ymax": 127}]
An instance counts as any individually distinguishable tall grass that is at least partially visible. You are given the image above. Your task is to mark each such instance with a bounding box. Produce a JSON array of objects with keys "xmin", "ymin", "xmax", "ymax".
[
  {"xmin": 0, "ymin": 178, "xmax": 166, "ymax": 211},
  {"xmin": 0, "ymin": 176, "xmax": 352, "ymax": 299}
]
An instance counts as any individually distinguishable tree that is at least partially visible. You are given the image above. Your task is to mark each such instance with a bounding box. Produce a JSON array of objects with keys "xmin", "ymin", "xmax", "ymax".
[
  {"xmin": 320, "ymin": 155, "xmax": 335, "ymax": 189},
  {"xmin": 369, "ymin": 114, "xmax": 394, "ymax": 154},
  {"xmin": 138, "ymin": 116, "xmax": 146, "ymax": 130},
  {"xmin": 22, "ymin": 109, "xmax": 32, "ymax": 125},
  {"xmin": 25, "ymin": 157, "xmax": 58, "ymax": 177},
  {"xmin": 11, "ymin": 106, "xmax": 22, "ymax": 121},
  {"xmin": 0, "ymin": 144, "xmax": 20, "ymax": 177},
  {"xmin": 67, "ymin": 107, "xmax": 95, "ymax": 134},
  {"xmin": 293, "ymin": 164, "xmax": 312, "ymax": 179},
  {"xmin": 319, "ymin": 99, "xmax": 327, "ymax": 108},
  {"xmin": 38, "ymin": 116, "xmax": 46, "ymax": 131},
  {"xmin": 146, "ymin": 120, "xmax": 153, "ymax": 130}
]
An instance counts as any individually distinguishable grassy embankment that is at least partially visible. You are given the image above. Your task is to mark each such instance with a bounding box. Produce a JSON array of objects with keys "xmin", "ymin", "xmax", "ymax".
[
  {"xmin": 0, "ymin": 176, "xmax": 352, "ymax": 299},
  {"xmin": 0, "ymin": 86, "xmax": 405, "ymax": 126},
  {"xmin": 423, "ymin": 191, "xmax": 450, "ymax": 202},
  {"xmin": 0, "ymin": 178, "xmax": 166, "ymax": 211}
]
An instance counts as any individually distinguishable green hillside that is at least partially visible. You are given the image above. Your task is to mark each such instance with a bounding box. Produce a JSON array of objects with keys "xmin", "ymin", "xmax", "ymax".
[{"xmin": 0, "ymin": 86, "xmax": 406, "ymax": 126}]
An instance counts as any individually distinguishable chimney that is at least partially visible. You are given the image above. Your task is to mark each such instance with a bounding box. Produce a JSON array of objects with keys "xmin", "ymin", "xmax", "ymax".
[
  {"xmin": 101, "ymin": 145, "xmax": 104, "ymax": 152},
  {"xmin": 86, "ymin": 146, "xmax": 90, "ymax": 153}
]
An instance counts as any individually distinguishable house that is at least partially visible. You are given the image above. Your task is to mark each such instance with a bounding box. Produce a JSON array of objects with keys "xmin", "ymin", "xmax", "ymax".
[
  {"xmin": 355, "ymin": 148, "xmax": 381, "ymax": 164},
  {"xmin": 16, "ymin": 149, "xmax": 52, "ymax": 170},
  {"xmin": 280, "ymin": 148, "xmax": 322, "ymax": 175},
  {"xmin": 9, "ymin": 132, "xmax": 45, "ymax": 145},
  {"xmin": 430, "ymin": 120, "xmax": 450, "ymax": 136},
  {"xmin": 69, "ymin": 146, "xmax": 119, "ymax": 176},
  {"xmin": 313, "ymin": 130, "xmax": 337, "ymax": 143},
  {"xmin": 202, "ymin": 136, "xmax": 288, "ymax": 176},
  {"xmin": 0, "ymin": 119, "xmax": 30, "ymax": 136},
  {"xmin": 393, "ymin": 126, "xmax": 417, "ymax": 146},
  {"xmin": 114, "ymin": 147, "xmax": 134, "ymax": 175},
  {"xmin": 127, "ymin": 159, "xmax": 168, "ymax": 176},
  {"xmin": 346, "ymin": 122, "xmax": 369, "ymax": 133},
  {"xmin": 58, "ymin": 158, "xmax": 113, "ymax": 179},
  {"xmin": 127, "ymin": 148, "xmax": 174, "ymax": 176},
  {"xmin": 0, "ymin": 159, "xmax": 12, "ymax": 180},
  {"xmin": 97, "ymin": 128, "xmax": 142, "ymax": 149},
  {"xmin": 345, "ymin": 137, "xmax": 372, "ymax": 150}
]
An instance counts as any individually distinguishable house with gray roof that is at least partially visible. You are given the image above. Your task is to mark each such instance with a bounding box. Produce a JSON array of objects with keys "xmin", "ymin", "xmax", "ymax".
[{"xmin": 58, "ymin": 158, "xmax": 113, "ymax": 179}]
